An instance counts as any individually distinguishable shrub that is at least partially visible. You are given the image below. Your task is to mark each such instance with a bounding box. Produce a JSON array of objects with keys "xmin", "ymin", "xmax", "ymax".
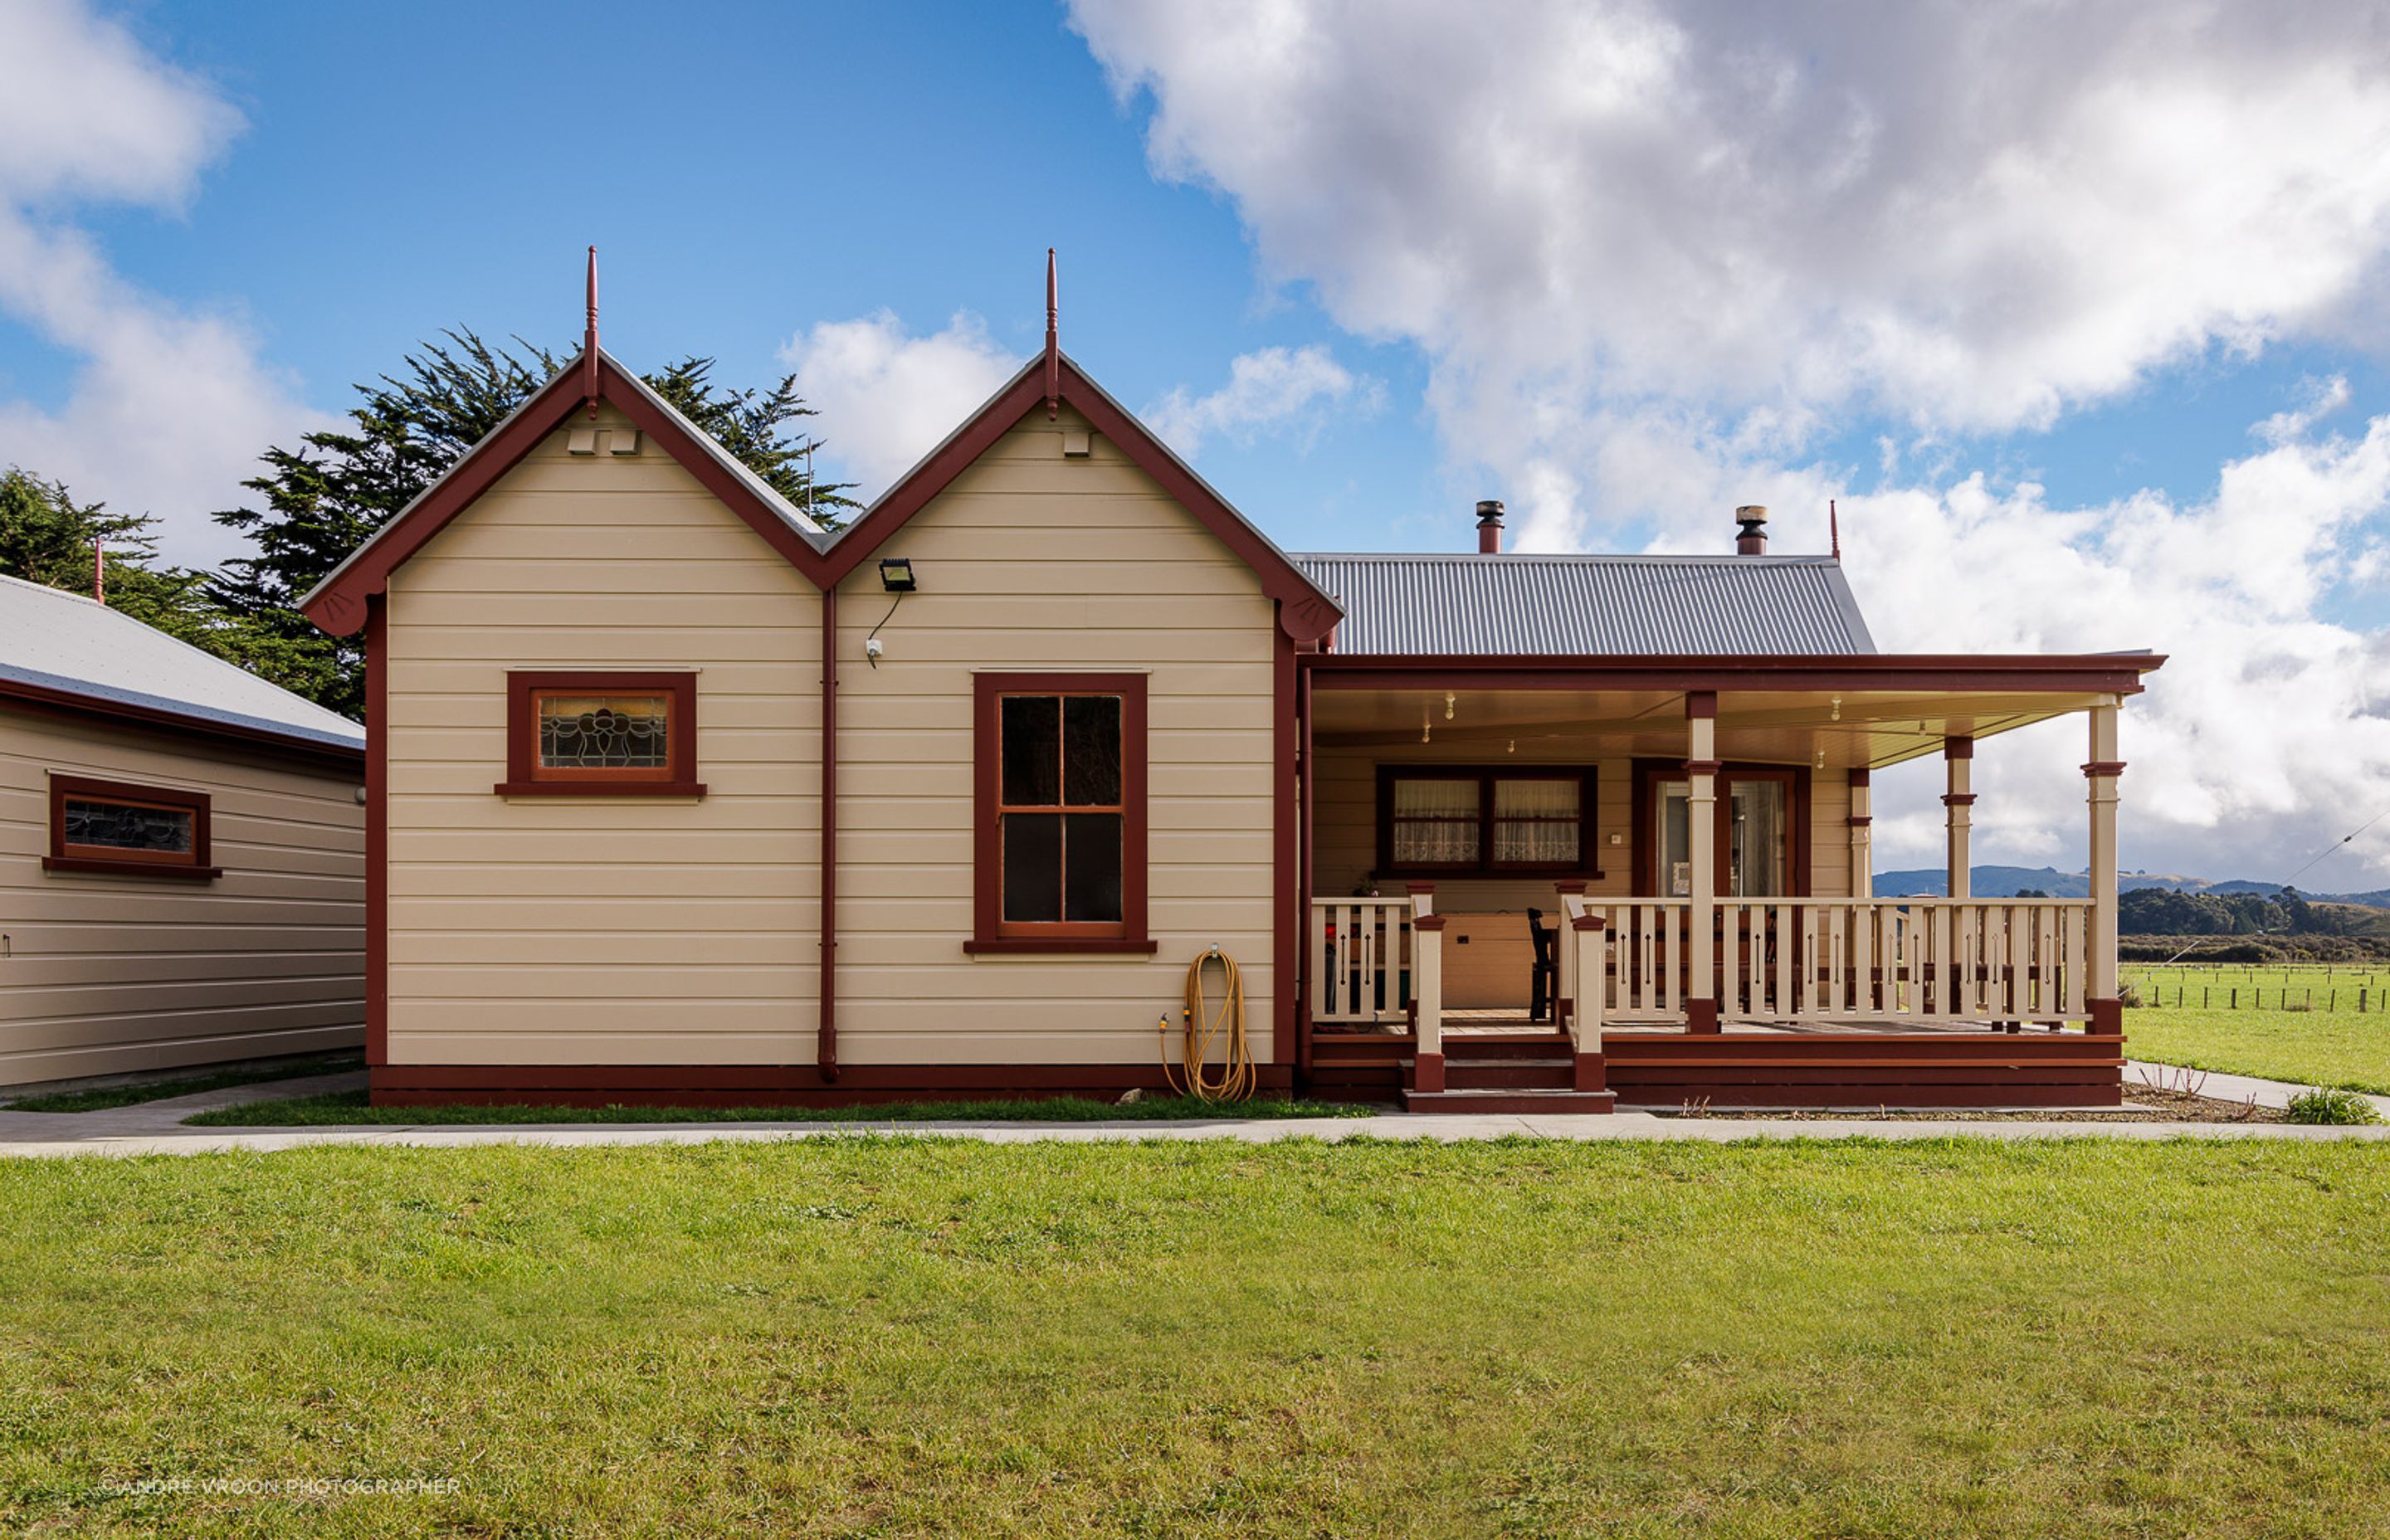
[{"xmin": 2285, "ymin": 1087, "xmax": 2384, "ymax": 1126}]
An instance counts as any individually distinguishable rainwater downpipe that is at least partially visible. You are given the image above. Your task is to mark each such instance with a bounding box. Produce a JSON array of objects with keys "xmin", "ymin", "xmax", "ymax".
[{"xmin": 818, "ymin": 585, "xmax": 838, "ymax": 1080}]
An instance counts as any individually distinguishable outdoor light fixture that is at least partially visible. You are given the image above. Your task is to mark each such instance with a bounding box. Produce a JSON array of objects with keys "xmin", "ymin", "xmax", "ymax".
[
  {"xmin": 1445, "ymin": 691, "xmax": 1456, "ymax": 720},
  {"xmin": 878, "ymin": 558, "xmax": 917, "ymax": 592},
  {"xmin": 1830, "ymin": 694, "xmax": 1842, "ymax": 722}
]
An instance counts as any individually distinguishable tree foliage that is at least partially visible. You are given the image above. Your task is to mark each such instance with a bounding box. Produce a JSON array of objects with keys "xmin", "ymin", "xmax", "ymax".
[{"xmin": 207, "ymin": 331, "xmax": 852, "ymax": 719}]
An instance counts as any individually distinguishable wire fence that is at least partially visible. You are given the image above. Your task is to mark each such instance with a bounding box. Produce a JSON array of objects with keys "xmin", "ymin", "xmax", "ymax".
[{"xmin": 2122, "ymin": 963, "xmax": 2388, "ymax": 1012}]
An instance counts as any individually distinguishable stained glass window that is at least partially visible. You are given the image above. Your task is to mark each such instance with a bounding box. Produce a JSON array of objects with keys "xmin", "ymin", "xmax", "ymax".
[
  {"xmin": 63, "ymin": 797, "xmax": 195, "ymax": 855},
  {"xmin": 535, "ymin": 694, "xmax": 671, "ymax": 771},
  {"xmin": 48, "ymin": 776, "xmax": 211, "ymax": 875}
]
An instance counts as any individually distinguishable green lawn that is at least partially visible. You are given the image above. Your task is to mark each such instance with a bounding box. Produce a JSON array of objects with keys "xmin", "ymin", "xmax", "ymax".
[
  {"xmin": 4, "ymin": 1139, "xmax": 2388, "ymax": 1537},
  {"xmin": 2124, "ymin": 964, "xmax": 2390, "ymax": 1093},
  {"xmin": 184, "ymin": 1091, "xmax": 1372, "ymax": 1127}
]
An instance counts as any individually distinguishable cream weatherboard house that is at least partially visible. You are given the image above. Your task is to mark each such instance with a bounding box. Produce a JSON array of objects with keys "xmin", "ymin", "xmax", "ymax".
[{"xmin": 302, "ymin": 309, "xmax": 2161, "ymax": 1112}]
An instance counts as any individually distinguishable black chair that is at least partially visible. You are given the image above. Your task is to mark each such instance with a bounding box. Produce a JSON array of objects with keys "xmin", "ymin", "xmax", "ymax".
[{"xmin": 1526, "ymin": 908, "xmax": 1558, "ymax": 1024}]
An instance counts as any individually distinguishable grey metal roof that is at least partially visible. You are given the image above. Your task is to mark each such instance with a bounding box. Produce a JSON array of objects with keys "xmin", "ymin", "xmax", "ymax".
[
  {"xmin": 1288, "ymin": 553, "xmax": 1876, "ymax": 655},
  {"xmin": 0, "ymin": 574, "xmax": 366, "ymax": 753}
]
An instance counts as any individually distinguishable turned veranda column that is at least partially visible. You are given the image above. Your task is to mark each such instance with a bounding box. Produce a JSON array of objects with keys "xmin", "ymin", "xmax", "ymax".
[
  {"xmin": 1686, "ymin": 692, "xmax": 1719, "ymax": 1033},
  {"xmin": 1943, "ymin": 735, "xmax": 1974, "ymax": 899},
  {"xmin": 2085, "ymin": 700, "xmax": 2123, "ymax": 1032}
]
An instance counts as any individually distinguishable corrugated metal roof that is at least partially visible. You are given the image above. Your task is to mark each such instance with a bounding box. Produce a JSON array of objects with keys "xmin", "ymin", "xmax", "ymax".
[
  {"xmin": 0, "ymin": 575, "xmax": 365, "ymax": 753},
  {"xmin": 1288, "ymin": 553, "xmax": 1875, "ymax": 655}
]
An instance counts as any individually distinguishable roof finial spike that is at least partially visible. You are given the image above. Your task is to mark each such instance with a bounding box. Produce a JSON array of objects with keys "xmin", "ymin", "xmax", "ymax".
[
  {"xmin": 583, "ymin": 245, "xmax": 601, "ymax": 419},
  {"xmin": 92, "ymin": 537, "xmax": 104, "ymax": 604},
  {"xmin": 1829, "ymin": 497, "xmax": 1841, "ymax": 560},
  {"xmin": 1044, "ymin": 247, "xmax": 1059, "ymax": 422}
]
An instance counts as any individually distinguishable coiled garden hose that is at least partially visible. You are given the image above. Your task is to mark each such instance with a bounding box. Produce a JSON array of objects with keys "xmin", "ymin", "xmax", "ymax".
[{"xmin": 1160, "ymin": 946, "xmax": 1257, "ymax": 1103}]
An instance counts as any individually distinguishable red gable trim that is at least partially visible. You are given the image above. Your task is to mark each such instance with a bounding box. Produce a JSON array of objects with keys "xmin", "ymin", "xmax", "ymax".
[
  {"xmin": 304, "ymin": 348, "xmax": 1339, "ymax": 645},
  {"xmin": 820, "ymin": 355, "xmax": 1341, "ymax": 643},
  {"xmin": 303, "ymin": 353, "xmax": 830, "ymax": 636}
]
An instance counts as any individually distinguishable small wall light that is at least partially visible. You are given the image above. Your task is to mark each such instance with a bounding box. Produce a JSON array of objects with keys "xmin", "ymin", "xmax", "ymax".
[{"xmin": 878, "ymin": 558, "xmax": 917, "ymax": 593}]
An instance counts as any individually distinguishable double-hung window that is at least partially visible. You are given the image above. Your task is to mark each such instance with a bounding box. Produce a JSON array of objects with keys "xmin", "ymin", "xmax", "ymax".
[{"xmin": 970, "ymin": 673, "xmax": 1151, "ymax": 953}]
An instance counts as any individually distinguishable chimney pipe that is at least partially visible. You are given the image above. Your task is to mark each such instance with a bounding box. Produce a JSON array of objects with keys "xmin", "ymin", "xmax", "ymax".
[
  {"xmin": 1734, "ymin": 504, "xmax": 1768, "ymax": 556},
  {"xmin": 1475, "ymin": 499, "xmax": 1505, "ymax": 555}
]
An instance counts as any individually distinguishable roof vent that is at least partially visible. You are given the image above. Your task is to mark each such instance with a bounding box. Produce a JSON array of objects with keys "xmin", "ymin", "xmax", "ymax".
[
  {"xmin": 1476, "ymin": 500, "xmax": 1505, "ymax": 555},
  {"xmin": 1734, "ymin": 504, "xmax": 1768, "ymax": 555}
]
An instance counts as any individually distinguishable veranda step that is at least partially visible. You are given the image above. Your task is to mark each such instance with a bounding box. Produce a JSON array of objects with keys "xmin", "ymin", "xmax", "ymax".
[
  {"xmin": 1438, "ymin": 1033, "xmax": 1573, "ymax": 1060},
  {"xmin": 1399, "ymin": 1087, "xmax": 1617, "ymax": 1114},
  {"xmin": 1445, "ymin": 1056, "xmax": 1577, "ymax": 1089}
]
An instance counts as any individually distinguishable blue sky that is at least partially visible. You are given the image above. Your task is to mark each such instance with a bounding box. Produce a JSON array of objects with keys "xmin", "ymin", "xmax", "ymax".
[{"xmin": 2, "ymin": 0, "xmax": 2388, "ymax": 885}]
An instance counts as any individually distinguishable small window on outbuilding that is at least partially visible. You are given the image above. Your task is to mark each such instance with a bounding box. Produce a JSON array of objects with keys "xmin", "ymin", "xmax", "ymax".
[
  {"xmin": 497, "ymin": 671, "xmax": 704, "ymax": 797},
  {"xmin": 45, "ymin": 775, "xmax": 219, "ymax": 880}
]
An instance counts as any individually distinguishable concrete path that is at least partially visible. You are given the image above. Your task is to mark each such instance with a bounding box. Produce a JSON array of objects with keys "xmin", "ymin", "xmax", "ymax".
[
  {"xmin": 0, "ymin": 1064, "xmax": 2386, "ymax": 1157},
  {"xmin": 2126, "ymin": 1059, "xmax": 2390, "ymax": 1118}
]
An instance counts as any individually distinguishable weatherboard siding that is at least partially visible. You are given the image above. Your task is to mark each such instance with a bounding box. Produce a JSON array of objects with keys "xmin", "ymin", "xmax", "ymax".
[
  {"xmin": 0, "ymin": 712, "xmax": 363, "ymax": 1085},
  {"xmin": 383, "ymin": 404, "xmax": 825, "ymax": 1066},
  {"xmin": 833, "ymin": 407, "xmax": 1282, "ymax": 1065}
]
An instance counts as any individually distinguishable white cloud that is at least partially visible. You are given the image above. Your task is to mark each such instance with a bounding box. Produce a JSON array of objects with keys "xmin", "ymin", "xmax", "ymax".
[
  {"xmin": 0, "ymin": 0, "xmax": 326, "ymax": 565},
  {"xmin": 1144, "ymin": 344, "xmax": 1378, "ymax": 458},
  {"xmin": 779, "ymin": 309, "xmax": 1018, "ymax": 497},
  {"xmin": 1071, "ymin": 0, "xmax": 2390, "ymax": 441},
  {"xmin": 1069, "ymin": 0, "xmax": 2390, "ymax": 885}
]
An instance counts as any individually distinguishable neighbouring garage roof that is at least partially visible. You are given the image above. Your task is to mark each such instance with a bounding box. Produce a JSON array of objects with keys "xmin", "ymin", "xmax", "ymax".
[
  {"xmin": 1288, "ymin": 553, "xmax": 1877, "ymax": 656},
  {"xmin": 0, "ymin": 574, "xmax": 365, "ymax": 755}
]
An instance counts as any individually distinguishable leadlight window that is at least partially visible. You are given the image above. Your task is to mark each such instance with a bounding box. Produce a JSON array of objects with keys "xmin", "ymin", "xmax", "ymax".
[
  {"xmin": 998, "ymin": 693, "xmax": 1125, "ymax": 928},
  {"xmin": 537, "ymin": 694, "xmax": 671, "ymax": 772},
  {"xmin": 1378, "ymin": 768, "xmax": 1594, "ymax": 876},
  {"xmin": 64, "ymin": 797, "xmax": 194, "ymax": 856},
  {"xmin": 500, "ymin": 672, "xmax": 700, "ymax": 796},
  {"xmin": 46, "ymin": 775, "xmax": 215, "ymax": 879}
]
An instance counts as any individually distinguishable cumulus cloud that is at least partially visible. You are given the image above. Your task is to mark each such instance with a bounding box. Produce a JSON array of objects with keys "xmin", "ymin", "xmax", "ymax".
[
  {"xmin": 779, "ymin": 309, "xmax": 1019, "ymax": 497},
  {"xmin": 1071, "ymin": 0, "xmax": 2390, "ymax": 440},
  {"xmin": 0, "ymin": 0, "xmax": 325, "ymax": 565},
  {"xmin": 1066, "ymin": 0, "xmax": 2390, "ymax": 882},
  {"xmin": 1144, "ymin": 344, "xmax": 1379, "ymax": 458}
]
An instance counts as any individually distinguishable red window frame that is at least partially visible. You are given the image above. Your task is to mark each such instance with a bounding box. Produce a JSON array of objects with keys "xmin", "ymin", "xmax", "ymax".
[
  {"xmin": 496, "ymin": 670, "xmax": 705, "ymax": 797},
  {"xmin": 1373, "ymin": 765, "xmax": 1597, "ymax": 879},
  {"xmin": 45, "ymin": 774, "xmax": 219, "ymax": 880},
  {"xmin": 968, "ymin": 672, "xmax": 1154, "ymax": 954}
]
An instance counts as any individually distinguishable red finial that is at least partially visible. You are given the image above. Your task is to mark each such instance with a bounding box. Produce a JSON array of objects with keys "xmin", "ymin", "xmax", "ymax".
[
  {"xmin": 1829, "ymin": 498, "xmax": 1841, "ymax": 560},
  {"xmin": 583, "ymin": 246, "xmax": 600, "ymax": 418},
  {"xmin": 1044, "ymin": 247, "xmax": 1059, "ymax": 422},
  {"xmin": 92, "ymin": 538, "xmax": 104, "ymax": 604}
]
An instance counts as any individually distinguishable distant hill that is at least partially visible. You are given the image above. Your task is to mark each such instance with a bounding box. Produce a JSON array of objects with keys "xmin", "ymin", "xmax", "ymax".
[{"xmin": 1871, "ymin": 865, "xmax": 2390, "ymax": 909}]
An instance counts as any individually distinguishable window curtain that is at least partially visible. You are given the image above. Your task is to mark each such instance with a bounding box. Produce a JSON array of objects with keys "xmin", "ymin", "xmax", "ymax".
[
  {"xmin": 1492, "ymin": 778, "xmax": 1580, "ymax": 865},
  {"xmin": 1392, "ymin": 777, "xmax": 1480, "ymax": 864}
]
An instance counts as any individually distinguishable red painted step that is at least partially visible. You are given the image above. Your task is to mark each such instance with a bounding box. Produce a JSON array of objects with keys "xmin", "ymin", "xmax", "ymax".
[
  {"xmin": 1400, "ymin": 1087, "xmax": 1617, "ymax": 1114},
  {"xmin": 1444, "ymin": 1056, "xmax": 1577, "ymax": 1089}
]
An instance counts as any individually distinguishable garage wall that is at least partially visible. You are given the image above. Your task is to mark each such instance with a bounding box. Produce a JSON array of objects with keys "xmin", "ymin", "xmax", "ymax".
[{"xmin": 0, "ymin": 712, "xmax": 363, "ymax": 1085}]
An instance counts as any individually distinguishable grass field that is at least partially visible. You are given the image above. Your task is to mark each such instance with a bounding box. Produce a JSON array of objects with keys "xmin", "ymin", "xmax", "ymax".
[
  {"xmin": 184, "ymin": 1091, "xmax": 1372, "ymax": 1127},
  {"xmin": 4, "ymin": 1138, "xmax": 2388, "ymax": 1537},
  {"xmin": 2124, "ymin": 963, "xmax": 2390, "ymax": 1094}
]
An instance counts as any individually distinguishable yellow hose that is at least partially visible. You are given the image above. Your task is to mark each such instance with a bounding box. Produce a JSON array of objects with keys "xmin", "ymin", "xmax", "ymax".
[{"xmin": 1161, "ymin": 947, "xmax": 1257, "ymax": 1102}]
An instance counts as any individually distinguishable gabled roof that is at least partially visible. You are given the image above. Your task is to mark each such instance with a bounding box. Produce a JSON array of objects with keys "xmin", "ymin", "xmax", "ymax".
[
  {"xmin": 819, "ymin": 353, "xmax": 1341, "ymax": 641},
  {"xmin": 302, "ymin": 346, "xmax": 1344, "ymax": 643},
  {"xmin": 302, "ymin": 348, "xmax": 830, "ymax": 636},
  {"xmin": 0, "ymin": 574, "xmax": 364, "ymax": 758},
  {"xmin": 1292, "ymin": 552, "xmax": 1876, "ymax": 655}
]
